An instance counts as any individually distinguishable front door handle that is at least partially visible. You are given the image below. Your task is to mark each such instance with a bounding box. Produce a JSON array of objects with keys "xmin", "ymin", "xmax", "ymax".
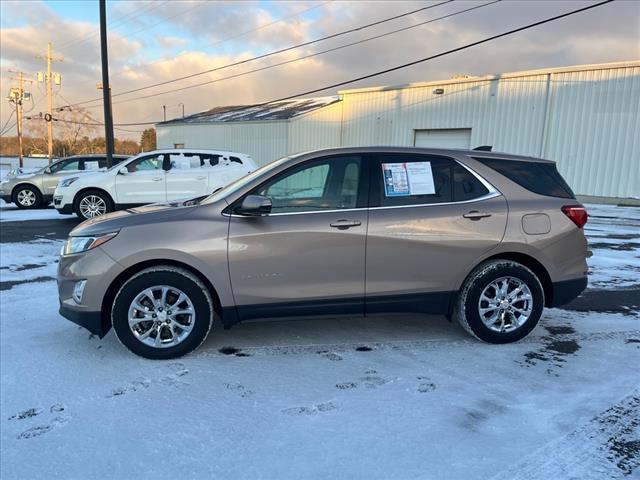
[
  {"xmin": 330, "ymin": 219, "xmax": 362, "ymax": 230},
  {"xmin": 196, "ymin": 176, "xmax": 207, "ymax": 180},
  {"xmin": 463, "ymin": 210, "xmax": 492, "ymax": 220},
  {"xmin": 152, "ymin": 178, "xmax": 163, "ymax": 182}
]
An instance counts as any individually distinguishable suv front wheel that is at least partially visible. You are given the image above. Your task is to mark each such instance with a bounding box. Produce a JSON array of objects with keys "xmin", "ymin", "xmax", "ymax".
[
  {"xmin": 112, "ymin": 266, "xmax": 214, "ymax": 359},
  {"xmin": 74, "ymin": 189, "xmax": 113, "ymax": 220},
  {"xmin": 13, "ymin": 185, "xmax": 43, "ymax": 209},
  {"xmin": 455, "ymin": 260, "xmax": 544, "ymax": 344}
]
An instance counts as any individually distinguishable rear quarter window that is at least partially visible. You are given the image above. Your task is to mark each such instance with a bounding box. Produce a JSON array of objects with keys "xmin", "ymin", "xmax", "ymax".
[{"xmin": 473, "ymin": 157, "xmax": 575, "ymax": 199}]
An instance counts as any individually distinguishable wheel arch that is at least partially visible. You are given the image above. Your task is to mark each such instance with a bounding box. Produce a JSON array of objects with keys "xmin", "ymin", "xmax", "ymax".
[
  {"xmin": 11, "ymin": 182, "xmax": 43, "ymax": 198},
  {"xmin": 101, "ymin": 259, "xmax": 224, "ymax": 334},
  {"xmin": 73, "ymin": 187, "xmax": 115, "ymax": 209},
  {"xmin": 471, "ymin": 252, "xmax": 553, "ymax": 307}
]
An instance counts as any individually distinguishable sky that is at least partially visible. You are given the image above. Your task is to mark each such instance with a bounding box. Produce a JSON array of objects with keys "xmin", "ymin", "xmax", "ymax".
[{"xmin": 0, "ymin": 0, "xmax": 638, "ymax": 140}]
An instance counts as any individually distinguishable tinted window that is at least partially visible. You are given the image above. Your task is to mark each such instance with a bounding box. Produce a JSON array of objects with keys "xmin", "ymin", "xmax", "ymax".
[
  {"xmin": 126, "ymin": 154, "xmax": 164, "ymax": 172},
  {"xmin": 373, "ymin": 154, "xmax": 452, "ymax": 207},
  {"xmin": 230, "ymin": 156, "xmax": 243, "ymax": 164},
  {"xmin": 254, "ymin": 156, "xmax": 361, "ymax": 213},
  {"xmin": 50, "ymin": 159, "xmax": 80, "ymax": 173},
  {"xmin": 453, "ymin": 163, "xmax": 489, "ymax": 201},
  {"xmin": 474, "ymin": 157, "xmax": 574, "ymax": 199}
]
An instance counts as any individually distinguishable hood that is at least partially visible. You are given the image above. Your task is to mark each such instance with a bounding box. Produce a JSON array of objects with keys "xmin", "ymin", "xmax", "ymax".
[
  {"xmin": 70, "ymin": 201, "xmax": 197, "ymax": 237},
  {"xmin": 66, "ymin": 170, "xmax": 111, "ymax": 186}
]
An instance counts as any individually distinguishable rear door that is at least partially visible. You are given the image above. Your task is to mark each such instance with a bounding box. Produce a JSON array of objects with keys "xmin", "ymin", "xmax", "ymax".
[
  {"xmin": 166, "ymin": 152, "xmax": 209, "ymax": 201},
  {"xmin": 227, "ymin": 154, "xmax": 368, "ymax": 319},
  {"xmin": 365, "ymin": 153, "xmax": 507, "ymax": 314},
  {"xmin": 114, "ymin": 153, "xmax": 166, "ymax": 204}
]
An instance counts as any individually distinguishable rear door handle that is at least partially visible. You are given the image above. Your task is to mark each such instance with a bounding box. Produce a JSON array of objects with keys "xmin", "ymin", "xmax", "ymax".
[
  {"xmin": 463, "ymin": 210, "xmax": 492, "ymax": 220},
  {"xmin": 196, "ymin": 176, "xmax": 207, "ymax": 180},
  {"xmin": 152, "ymin": 178, "xmax": 163, "ymax": 182},
  {"xmin": 330, "ymin": 219, "xmax": 362, "ymax": 230}
]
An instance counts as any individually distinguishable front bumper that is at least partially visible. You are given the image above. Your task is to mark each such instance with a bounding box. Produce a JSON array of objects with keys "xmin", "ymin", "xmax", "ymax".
[
  {"xmin": 549, "ymin": 277, "xmax": 588, "ymax": 307},
  {"xmin": 0, "ymin": 194, "xmax": 11, "ymax": 203},
  {"xmin": 59, "ymin": 302, "xmax": 107, "ymax": 337},
  {"xmin": 54, "ymin": 194, "xmax": 74, "ymax": 214},
  {"xmin": 58, "ymin": 247, "xmax": 124, "ymax": 337}
]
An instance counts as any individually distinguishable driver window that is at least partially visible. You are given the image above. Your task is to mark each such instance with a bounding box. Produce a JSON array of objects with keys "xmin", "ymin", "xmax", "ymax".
[
  {"xmin": 255, "ymin": 156, "xmax": 361, "ymax": 214},
  {"xmin": 126, "ymin": 154, "xmax": 164, "ymax": 172}
]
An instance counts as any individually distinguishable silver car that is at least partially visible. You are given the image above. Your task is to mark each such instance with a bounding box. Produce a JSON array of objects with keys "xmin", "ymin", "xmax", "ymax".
[
  {"xmin": 57, "ymin": 147, "xmax": 589, "ymax": 359},
  {"xmin": 0, "ymin": 154, "xmax": 128, "ymax": 209}
]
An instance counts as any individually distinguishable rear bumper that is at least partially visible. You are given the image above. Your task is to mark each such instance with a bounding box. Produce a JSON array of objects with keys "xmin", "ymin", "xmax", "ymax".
[
  {"xmin": 549, "ymin": 277, "xmax": 588, "ymax": 307},
  {"xmin": 59, "ymin": 302, "xmax": 108, "ymax": 338}
]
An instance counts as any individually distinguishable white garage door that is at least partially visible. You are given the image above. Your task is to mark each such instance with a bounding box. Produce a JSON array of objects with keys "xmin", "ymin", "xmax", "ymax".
[{"xmin": 414, "ymin": 128, "xmax": 472, "ymax": 149}]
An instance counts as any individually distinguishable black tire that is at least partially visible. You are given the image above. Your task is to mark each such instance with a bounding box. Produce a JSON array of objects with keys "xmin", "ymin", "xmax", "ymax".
[
  {"xmin": 12, "ymin": 185, "xmax": 43, "ymax": 209},
  {"xmin": 112, "ymin": 266, "xmax": 214, "ymax": 359},
  {"xmin": 455, "ymin": 260, "xmax": 544, "ymax": 344},
  {"xmin": 74, "ymin": 189, "xmax": 114, "ymax": 220}
]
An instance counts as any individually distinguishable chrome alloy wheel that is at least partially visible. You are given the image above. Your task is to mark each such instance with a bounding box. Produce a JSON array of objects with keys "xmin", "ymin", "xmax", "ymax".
[
  {"xmin": 478, "ymin": 276, "xmax": 533, "ymax": 333},
  {"xmin": 127, "ymin": 285, "xmax": 195, "ymax": 348},
  {"xmin": 17, "ymin": 189, "xmax": 36, "ymax": 206},
  {"xmin": 79, "ymin": 195, "xmax": 107, "ymax": 218}
]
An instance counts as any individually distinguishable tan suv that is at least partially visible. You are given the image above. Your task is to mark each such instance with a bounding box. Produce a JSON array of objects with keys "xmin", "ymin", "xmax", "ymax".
[{"xmin": 57, "ymin": 147, "xmax": 589, "ymax": 359}]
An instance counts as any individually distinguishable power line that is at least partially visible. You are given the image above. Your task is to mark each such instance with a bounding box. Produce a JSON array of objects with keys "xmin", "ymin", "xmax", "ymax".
[
  {"xmin": 62, "ymin": 0, "xmax": 452, "ymax": 108},
  {"xmin": 106, "ymin": 0, "xmax": 499, "ymax": 107},
  {"xmin": 54, "ymin": 0, "xmax": 616, "ymax": 127}
]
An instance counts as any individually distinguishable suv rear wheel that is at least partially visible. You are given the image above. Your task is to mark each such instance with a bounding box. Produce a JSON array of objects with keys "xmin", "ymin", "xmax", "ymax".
[
  {"xmin": 13, "ymin": 185, "xmax": 42, "ymax": 209},
  {"xmin": 455, "ymin": 260, "xmax": 544, "ymax": 343},
  {"xmin": 112, "ymin": 266, "xmax": 214, "ymax": 359}
]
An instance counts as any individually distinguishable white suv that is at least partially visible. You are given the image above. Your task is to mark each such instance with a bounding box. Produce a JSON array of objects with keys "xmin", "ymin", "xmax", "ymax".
[{"xmin": 54, "ymin": 149, "xmax": 256, "ymax": 220}]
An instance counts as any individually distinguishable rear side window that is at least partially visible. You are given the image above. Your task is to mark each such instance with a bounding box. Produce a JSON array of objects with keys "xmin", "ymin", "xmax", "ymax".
[
  {"xmin": 229, "ymin": 156, "xmax": 243, "ymax": 164},
  {"xmin": 372, "ymin": 154, "xmax": 452, "ymax": 207},
  {"xmin": 453, "ymin": 163, "xmax": 489, "ymax": 201},
  {"xmin": 474, "ymin": 157, "xmax": 574, "ymax": 199}
]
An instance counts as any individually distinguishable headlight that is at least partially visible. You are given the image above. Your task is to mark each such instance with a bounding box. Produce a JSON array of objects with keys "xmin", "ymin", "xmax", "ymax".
[
  {"xmin": 63, "ymin": 232, "xmax": 118, "ymax": 255},
  {"xmin": 59, "ymin": 177, "xmax": 79, "ymax": 188}
]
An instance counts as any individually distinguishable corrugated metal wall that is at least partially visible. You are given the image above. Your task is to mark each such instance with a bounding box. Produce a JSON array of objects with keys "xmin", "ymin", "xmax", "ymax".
[
  {"xmin": 157, "ymin": 62, "xmax": 639, "ymax": 199},
  {"xmin": 339, "ymin": 62, "xmax": 639, "ymax": 199}
]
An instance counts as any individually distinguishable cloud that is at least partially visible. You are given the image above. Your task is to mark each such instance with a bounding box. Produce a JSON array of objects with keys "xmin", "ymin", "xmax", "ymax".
[{"xmin": 1, "ymin": 0, "xmax": 638, "ymax": 140}]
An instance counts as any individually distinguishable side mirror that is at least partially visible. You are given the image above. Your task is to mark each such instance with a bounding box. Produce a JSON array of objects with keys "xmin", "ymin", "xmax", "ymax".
[
  {"xmin": 44, "ymin": 167, "xmax": 52, "ymax": 174},
  {"xmin": 118, "ymin": 167, "xmax": 128, "ymax": 175},
  {"xmin": 236, "ymin": 195, "xmax": 272, "ymax": 216}
]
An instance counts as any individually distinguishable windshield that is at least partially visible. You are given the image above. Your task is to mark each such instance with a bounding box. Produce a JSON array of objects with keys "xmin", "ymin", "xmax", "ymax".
[{"xmin": 201, "ymin": 155, "xmax": 295, "ymax": 204}]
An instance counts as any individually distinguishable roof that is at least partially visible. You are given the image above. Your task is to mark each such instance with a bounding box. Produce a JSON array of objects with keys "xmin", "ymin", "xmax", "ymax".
[
  {"xmin": 158, "ymin": 96, "xmax": 341, "ymax": 125},
  {"xmin": 338, "ymin": 60, "xmax": 640, "ymax": 95}
]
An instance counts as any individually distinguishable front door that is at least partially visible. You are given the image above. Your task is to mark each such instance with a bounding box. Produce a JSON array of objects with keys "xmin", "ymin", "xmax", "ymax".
[
  {"xmin": 114, "ymin": 153, "xmax": 166, "ymax": 205},
  {"xmin": 365, "ymin": 153, "xmax": 508, "ymax": 314},
  {"xmin": 228, "ymin": 154, "xmax": 368, "ymax": 320},
  {"xmin": 165, "ymin": 152, "xmax": 210, "ymax": 201}
]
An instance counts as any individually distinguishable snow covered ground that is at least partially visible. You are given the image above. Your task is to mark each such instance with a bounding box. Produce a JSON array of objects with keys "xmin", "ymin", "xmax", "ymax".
[{"xmin": 0, "ymin": 203, "xmax": 638, "ymax": 479}]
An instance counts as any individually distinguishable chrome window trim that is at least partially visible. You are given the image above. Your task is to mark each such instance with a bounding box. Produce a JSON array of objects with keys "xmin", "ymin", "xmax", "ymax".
[
  {"xmin": 224, "ymin": 158, "xmax": 502, "ymax": 218},
  {"xmin": 223, "ymin": 192, "xmax": 502, "ymax": 217}
]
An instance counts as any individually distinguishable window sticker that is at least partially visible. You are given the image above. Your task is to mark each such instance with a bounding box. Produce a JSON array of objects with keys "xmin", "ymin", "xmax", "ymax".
[
  {"xmin": 85, "ymin": 161, "xmax": 100, "ymax": 171},
  {"xmin": 382, "ymin": 162, "xmax": 435, "ymax": 197}
]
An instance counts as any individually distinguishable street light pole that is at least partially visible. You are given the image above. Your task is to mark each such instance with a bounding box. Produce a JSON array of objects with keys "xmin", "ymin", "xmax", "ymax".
[
  {"xmin": 99, "ymin": 0, "xmax": 115, "ymax": 168},
  {"xmin": 163, "ymin": 105, "xmax": 166, "ymax": 121},
  {"xmin": 179, "ymin": 103, "xmax": 184, "ymax": 118}
]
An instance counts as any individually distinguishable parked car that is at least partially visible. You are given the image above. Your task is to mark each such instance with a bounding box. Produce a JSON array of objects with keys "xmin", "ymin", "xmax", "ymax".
[
  {"xmin": 58, "ymin": 146, "xmax": 589, "ymax": 359},
  {"xmin": 0, "ymin": 154, "xmax": 129, "ymax": 209},
  {"xmin": 53, "ymin": 149, "xmax": 256, "ymax": 220}
]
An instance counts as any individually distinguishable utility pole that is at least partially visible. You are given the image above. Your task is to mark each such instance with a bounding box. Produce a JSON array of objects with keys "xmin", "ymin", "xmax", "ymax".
[
  {"xmin": 99, "ymin": 0, "xmax": 115, "ymax": 168},
  {"xmin": 37, "ymin": 42, "xmax": 62, "ymax": 163},
  {"xmin": 8, "ymin": 70, "xmax": 33, "ymax": 168},
  {"xmin": 179, "ymin": 102, "xmax": 184, "ymax": 118},
  {"xmin": 162, "ymin": 105, "xmax": 166, "ymax": 121}
]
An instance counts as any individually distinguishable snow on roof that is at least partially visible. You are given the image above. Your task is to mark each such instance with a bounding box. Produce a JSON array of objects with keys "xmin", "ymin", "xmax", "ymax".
[{"xmin": 158, "ymin": 96, "xmax": 341, "ymax": 125}]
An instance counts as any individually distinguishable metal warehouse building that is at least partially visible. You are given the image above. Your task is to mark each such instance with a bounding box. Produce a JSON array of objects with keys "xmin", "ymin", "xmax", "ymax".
[{"xmin": 157, "ymin": 61, "xmax": 640, "ymax": 203}]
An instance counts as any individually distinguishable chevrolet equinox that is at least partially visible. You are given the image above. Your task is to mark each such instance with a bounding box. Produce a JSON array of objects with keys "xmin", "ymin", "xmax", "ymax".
[{"xmin": 57, "ymin": 147, "xmax": 589, "ymax": 359}]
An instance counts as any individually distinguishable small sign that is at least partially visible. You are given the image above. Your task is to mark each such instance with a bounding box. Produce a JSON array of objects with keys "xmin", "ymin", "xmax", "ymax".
[{"xmin": 382, "ymin": 162, "xmax": 435, "ymax": 197}]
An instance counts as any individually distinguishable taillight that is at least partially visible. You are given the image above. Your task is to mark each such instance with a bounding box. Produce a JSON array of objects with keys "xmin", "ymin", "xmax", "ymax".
[{"xmin": 562, "ymin": 205, "xmax": 588, "ymax": 228}]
